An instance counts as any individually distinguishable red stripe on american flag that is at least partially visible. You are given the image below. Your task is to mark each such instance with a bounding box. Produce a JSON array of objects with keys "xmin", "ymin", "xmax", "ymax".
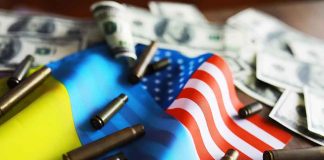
[
  {"xmin": 206, "ymin": 55, "xmax": 291, "ymax": 143},
  {"xmin": 206, "ymin": 56, "xmax": 243, "ymax": 109},
  {"xmin": 191, "ymin": 70, "xmax": 273, "ymax": 152},
  {"xmin": 176, "ymin": 88, "xmax": 250, "ymax": 159},
  {"xmin": 166, "ymin": 108, "xmax": 214, "ymax": 160},
  {"xmin": 166, "ymin": 54, "xmax": 292, "ymax": 159}
]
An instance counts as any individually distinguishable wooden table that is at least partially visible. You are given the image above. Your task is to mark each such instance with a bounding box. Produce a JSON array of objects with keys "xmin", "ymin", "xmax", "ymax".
[{"xmin": 2, "ymin": 0, "xmax": 323, "ymax": 150}]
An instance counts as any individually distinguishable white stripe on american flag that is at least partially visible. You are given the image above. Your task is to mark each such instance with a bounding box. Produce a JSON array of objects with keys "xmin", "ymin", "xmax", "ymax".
[
  {"xmin": 169, "ymin": 98, "xmax": 224, "ymax": 158},
  {"xmin": 199, "ymin": 62, "xmax": 286, "ymax": 148},
  {"xmin": 184, "ymin": 79, "xmax": 263, "ymax": 159}
]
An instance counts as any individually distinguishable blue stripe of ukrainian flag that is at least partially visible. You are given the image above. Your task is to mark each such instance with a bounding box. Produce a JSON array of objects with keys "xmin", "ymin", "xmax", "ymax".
[{"xmin": 0, "ymin": 43, "xmax": 198, "ymax": 160}]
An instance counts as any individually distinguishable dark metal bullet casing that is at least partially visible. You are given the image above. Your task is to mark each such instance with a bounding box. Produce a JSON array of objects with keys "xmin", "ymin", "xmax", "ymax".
[
  {"xmin": 238, "ymin": 102, "xmax": 263, "ymax": 118},
  {"xmin": 106, "ymin": 152, "xmax": 127, "ymax": 160},
  {"xmin": 263, "ymin": 146, "xmax": 324, "ymax": 160},
  {"xmin": 7, "ymin": 55, "xmax": 34, "ymax": 88},
  {"xmin": 0, "ymin": 66, "xmax": 51, "ymax": 118},
  {"xmin": 91, "ymin": 94, "xmax": 128, "ymax": 130},
  {"xmin": 63, "ymin": 124, "xmax": 145, "ymax": 160},
  {"xmin": 129, "ymin": 41, "xmax": 158, "ymax": 83},
  {"xmin": 221, "ymin": 149, "xmax": 239, "ymax": 160},
  {"xmin": 145, "ymin": 58, "xmax": 170, "ymax": 75}
]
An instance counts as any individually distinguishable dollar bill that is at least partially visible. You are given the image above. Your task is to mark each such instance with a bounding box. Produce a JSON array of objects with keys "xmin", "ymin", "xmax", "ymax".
[
  {"xmin": 127, "ymin": 5, "xmax": 160, "ymax": 41},
  {"xmin": 91, "ymin": 1, "xmax": 137, "ymax": 63},
  {"xmin": 227, "ymin": 8, "xmax": 289, "ymax": 41},
  {"xmin": 127, "ymin": 5, "xmax": 223, "ymax": 53},
  {"xmin": 148, "ymin": 1, "xmax": 208, "ymax": 23},
  {"xmin": 270, "ymin": 90, "xmax": 324, "ymax": 146},
  {"xmin": 304, "ymin": 87, "xmax": 324, "ymax": 136},
  {"xmin": 288, "ymin": 37, "xmax": 324, "ymax": 65},
  {"xmin": 219, "ymin": 52, "xmax": 250, "ymax": 78},
  {"xmin": 256, "ymin": 53, "xmax": 306, "ymax": 92},
  {"xmin": 0, "ymin": 10, "xmax": 104, "ymax": 46},
  {"xmin": 223, "ymin": 25, "xmax": 253, "ymax": 52},
  {"xmin": 257, "ymin": 53, "xmax": 324, "ymax": 93},
  {"xmin": 160, "ymin": 20, "xmax": 223, "ymax": 51},
  {"xmin": 234, "ymin": 66, "xmax": 281, "ymax": 106},
  {"xmin": 0, "ymin": 35, "xmax": 85, "ymax": 70}
]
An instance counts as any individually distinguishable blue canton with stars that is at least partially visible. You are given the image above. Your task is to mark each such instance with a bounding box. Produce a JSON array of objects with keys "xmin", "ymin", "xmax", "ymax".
[{"xmin": 136, "ymin": 44, "xmax": 212, "ymax": 110}]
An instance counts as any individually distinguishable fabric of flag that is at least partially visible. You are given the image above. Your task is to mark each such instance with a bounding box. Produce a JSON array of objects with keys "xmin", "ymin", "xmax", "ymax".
[
  {"xmin": 138, "ymin": 44, "xmax": 292, "ymax": 159},
  {"xmin": 0, "ymin": 42, "xmax": 291, "ymax": 160},
  {"xmin": 166, "ymin": 56, "xmax": 291, "ymax": 159}
]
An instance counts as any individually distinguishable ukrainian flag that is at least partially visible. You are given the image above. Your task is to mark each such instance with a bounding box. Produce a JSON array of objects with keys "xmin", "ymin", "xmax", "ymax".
[{"xmin": 0, "ymin": 43, "xmax": 198, "ymax": 160}]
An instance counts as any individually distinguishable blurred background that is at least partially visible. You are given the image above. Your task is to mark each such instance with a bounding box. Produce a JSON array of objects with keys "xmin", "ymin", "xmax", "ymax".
[
  {"xmin": 0, "ymin": 0, "xmax": 302, "ymax": 17},
  {"xmin": 0, "ymin": 0, "xmax": 323, "ymax": 39}
]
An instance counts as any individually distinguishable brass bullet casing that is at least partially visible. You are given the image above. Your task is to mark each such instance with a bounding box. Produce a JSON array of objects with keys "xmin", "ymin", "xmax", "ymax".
[
  {"xmin": 90, "ymin": 94, "xmax": 128, "ymax": 130},
  {"xmin": 0, "ymin": 66, "xmax": 51, "ymax": 118},
  {"xmin": 221, "ymin": 149, "xmax": 239, "ymax": 160},
  {"xmin": 263, "ymin": 146, "xmax": 324, "ymax": 160},
  {"xmin": 105, "ymin": 152, "xmax": 127, "ymax": 160},
  {"xmin": 238, "ymin": 102, "xmax": 263, "ymax": 118},
  {"xmin": 7, "ymin": 55, "xmax": 34, "ymax": 88},
  {"xmin": 145, "ymin": 58, "xmax": 170, "ymax": 75},
  {"xmin": 129, "ymin": 41, "xmax": 158, "ymax": 84},
  {"xmin": 63, "ymin": 124, "xmax": 145, "ymax": 160}
]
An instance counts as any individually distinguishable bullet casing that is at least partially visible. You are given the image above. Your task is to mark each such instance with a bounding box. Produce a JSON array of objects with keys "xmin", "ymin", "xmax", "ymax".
[
  {"xmin": 263, "ymin": 147, "xmax": 324, "ymax": 160},
  {"xmin": 238, "ymin": 102, "xmax": 263, "ymax": 118},
  {"xmin": 0, "ymin": 66, "xmax": 51, "ymax": 118},
  {"xmin": 145, "ymin": 58, "xmax": 170, "ymax": 75},
  {"xmin": 91, "ymin": 94, "xmax": 128, "ymax": 130},
  {"xmin": 63, "ymin": 124, "xmax": 145, "ymax": 160},
  {"xmin": 221, "ymin": 149, "xmax": 239, "ymax": 160},
  {"xmin": 7, "ymin": 55, "xmax": 34, "ymax": 88},
  {"xmin": 129, "ymin": 41, "xmax": 158, "ymax": 83},
  {"xmin": 105, "ymin": 152, "xmax": 127, "ymax": 160}
]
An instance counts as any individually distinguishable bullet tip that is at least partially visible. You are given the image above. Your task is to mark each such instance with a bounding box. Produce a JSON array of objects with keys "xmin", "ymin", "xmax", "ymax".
[
  {"xmin": 119, "ymin": 94, "xmax": 128, "ymax": 102},
  {"xmin": 132, "ymin": 124, "xmax": 145, "ymax": 137},
  {"xmin": 263, "ymin": 151, "xmax": 273, "ymax": 160},
  {"xmin": 90, "ymin": 116, "xmax": 104, "ymax": 130},
  {"xmin": 7, "ymin": 77, "xmax": 20, "ymax": 89},
  {"xmin": 128, "ymin": 74, "xmax": 140, "ymax": 84},
  {"xmin": 62, "ymin": 154, "xmax": 71, "ymax": 160},
  {"xmin": 238, "ymin": 109, "xmax": 249, "ymax": 118}
]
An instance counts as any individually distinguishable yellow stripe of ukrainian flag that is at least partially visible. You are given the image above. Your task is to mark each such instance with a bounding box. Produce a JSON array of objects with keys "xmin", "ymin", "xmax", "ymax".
[{"xmin": 0, "ymin": 76, "xmax": 81, "ymax": 160}]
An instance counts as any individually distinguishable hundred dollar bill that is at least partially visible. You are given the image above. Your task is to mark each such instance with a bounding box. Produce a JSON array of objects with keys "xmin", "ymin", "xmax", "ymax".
[
  {"xmin": 91, "ymin": 1, "xmax": 137, "ymax": 63},
  {"xmin": 0, "ymin": 35, "xmax": 85, "ymax": 70},
  {"xmin": 223, "ymin": 25, "xmax": 251, "ymax": 52},
  {"xmin": 160, "ymin": 21, "xmax": 223, "ymax": 51},
  {"xmin": 256, "ymin": 53, "xmax": 306, "ymax": 92},
  {"xmin": 0, "ymin": 10, "xmax": 104, "ymax": 46},
  {"xmin": 127, "ymin": 5, "xmax": 223, "ymax": 53},
  {"xmin": 288, "ymin": 37, "xmax": 324, "ymax": 65},
  {"xmin": 127, "ymin": 5, "xmax": 159, "ymax": 41},
  {"xmin": 304, "ymin": 87, "xmax": 324, "ymax": 136},
  {"xmin": 270, "ymin": 90, "xmax": 324, "ymax": 146},
  {"xmin": 219, "ymin": 52, "xmax": 249, "ymax": 78},
  {"xmin": 134, "ymin": 36, "xmax": 220, "ymax": 59},
  {"xmin": 148, "ymin": 1, "xmax": 208, "ymax": 23},
  {"xmin": 227, "ymin": 8, "xmax": 289, "ymax": 41},
  {"xmin": 234, "ymin": 66, "xmax": 281, "ymax": 106},
  {"xmin": 257, "ymin": 53, "xmax": 324, "ymax": 93}
]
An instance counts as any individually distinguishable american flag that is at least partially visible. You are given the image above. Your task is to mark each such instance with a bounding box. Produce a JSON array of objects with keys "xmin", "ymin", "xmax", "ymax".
[
  {"xmin": 139, "ymin": 45, "xmax": 292, "ymax": 159},
  {"xmin": 63, "ymin": 44, "xmax": 292, "ymax": 159}
]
